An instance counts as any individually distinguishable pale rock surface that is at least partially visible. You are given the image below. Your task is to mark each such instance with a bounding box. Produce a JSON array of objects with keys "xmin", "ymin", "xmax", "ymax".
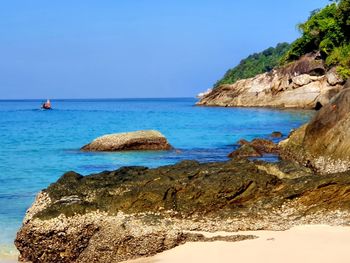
[
  {"xmin": 81, "ymin": 130, "xmax": 172, "ymax": 151},
  {"xmin": 292, "ymin": 74, "xmax": 312, "ymax": 86},
  {"xmin": 326, "ymin": 67, "xmax": 344, "ymax": 86},
  {"xmin": 197, "ymin": 54, "xmax": 343, "ymax": 109}
]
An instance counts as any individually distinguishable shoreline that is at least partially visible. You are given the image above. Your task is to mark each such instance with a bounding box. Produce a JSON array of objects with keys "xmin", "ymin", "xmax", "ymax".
[
  {"xmin": 125, "ymin": 225, "xmax": 350, "ymax": 263},
  {"xmin": 6, "ymin": 225, "xmax": 350, "ymax": 263}
]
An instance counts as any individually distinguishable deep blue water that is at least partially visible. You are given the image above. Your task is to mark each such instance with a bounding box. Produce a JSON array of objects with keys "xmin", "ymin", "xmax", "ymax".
[{"xmin": 0, "ymin": 98, "xmax": 313, "ymax": 256}]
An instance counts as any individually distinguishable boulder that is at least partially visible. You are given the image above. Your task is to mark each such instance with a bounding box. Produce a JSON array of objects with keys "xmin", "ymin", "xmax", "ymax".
[
  {"xmin": 326, "ymin": 67, "xmax": 344, "ymax": 86},
  {"xmin": 81, "ymin": 130, "xmax": 172, "ymax": 151},
  {"xmin": 280, "ymin": 52, "xmax": 325, "ymax": 76},
  {"xmin": 228, "ymin": 144, "xmax": 262, "ymax": 158},
  {"xmin": 229, "ymin": 138, "xmax": 278, "ymax": 158},
  {"xmin": 292, "ymin": 74, "xmax": 312, "ymax": 86},
  {"xmin": 249, "ymin": 138, "xmax": 279, "ymax": 154},
  {"xmin": 271, "ymin": 131, "xmax": 283, "ymax": 138},
  {"xmin": 280, "ymin": 87, "xmax": 350, "ymax": 173}
]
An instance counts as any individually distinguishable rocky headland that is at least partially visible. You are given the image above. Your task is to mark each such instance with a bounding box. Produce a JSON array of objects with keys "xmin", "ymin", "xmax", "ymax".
[
  {"xmin": 197, "ymin": 53, "xmax": 344, "ymax": 109},
  {"xmin": 81, "ymin": 130, "xmax": 172, "ymax": 152}
]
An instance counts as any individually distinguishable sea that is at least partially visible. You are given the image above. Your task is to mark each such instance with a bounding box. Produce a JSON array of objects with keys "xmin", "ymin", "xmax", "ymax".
[{"xmin": 0, "ymin": 98, "xmax": 313, "ymax": 259}]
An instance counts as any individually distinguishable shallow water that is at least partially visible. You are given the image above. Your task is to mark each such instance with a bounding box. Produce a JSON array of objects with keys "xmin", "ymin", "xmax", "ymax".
[{"xmin": 0, "ymin": 98, "xmax": 313, "ymax": 255}]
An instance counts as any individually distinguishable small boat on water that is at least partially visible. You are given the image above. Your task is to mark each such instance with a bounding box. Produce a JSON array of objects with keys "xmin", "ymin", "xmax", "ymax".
[{"xmin": 41, "ymin": 99, "xmax": 52, "ymax": 110}]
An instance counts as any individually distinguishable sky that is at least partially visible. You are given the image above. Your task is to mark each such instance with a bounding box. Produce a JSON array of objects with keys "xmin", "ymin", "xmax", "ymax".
[{"xmin": 0, "ymin": 0, "xmax": 330, "ymax": 99}]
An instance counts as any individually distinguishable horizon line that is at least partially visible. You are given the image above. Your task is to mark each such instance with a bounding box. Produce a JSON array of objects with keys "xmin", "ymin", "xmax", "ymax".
[{"xmin": 0, "ymin": 96, "xmax": 197, "ymax": 101}]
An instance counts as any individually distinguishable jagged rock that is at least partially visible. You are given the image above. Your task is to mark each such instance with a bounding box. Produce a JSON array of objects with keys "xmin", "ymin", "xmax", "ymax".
[
  {"xmin": 15, "ymin": 159, "xmax": 350, "ymax": 262},
  {"xmin": 280, "ymin": 87, "xmax": 350, "ymax": 174},
  {"xmin": 197, "ymin": 53, "xmax": 342, "ymax": 109},
  {"xmin": 81, "ymin": 130, "xmax": 172, "ymax": 151}
]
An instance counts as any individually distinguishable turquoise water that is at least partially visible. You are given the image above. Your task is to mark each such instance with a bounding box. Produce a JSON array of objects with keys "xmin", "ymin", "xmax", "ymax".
[{"xmin": 0, "ymin": 98, "xmax": 313, "ymax": 255}]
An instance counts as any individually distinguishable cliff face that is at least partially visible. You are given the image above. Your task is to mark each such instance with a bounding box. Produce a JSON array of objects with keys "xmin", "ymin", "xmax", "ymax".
[
  {"xmin": 197, "ymin": 53, "xmax": 344, "ymax": 109},
  {"xmin": 280, "ymin": 81, "xmax": 350, "ymax": 174},
  {"xmin": 15, "ymin": 159, "xmax": 350, "ymax": 262}
]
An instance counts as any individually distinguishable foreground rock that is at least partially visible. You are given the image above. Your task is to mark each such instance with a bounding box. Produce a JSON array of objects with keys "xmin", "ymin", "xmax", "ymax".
[
  {"xmin": 197, "ymin": 53, "xmax": 343, "ymax": 109},
  {"xmin": 16, "ymin": 159, "xmax": 350, "ymax": 262},
  {"xmin": 280, "ymin": 86, "xmax": 350, "ymax": 174},
  {"xmin": 81, "ymin": 130, "xmax": 172, "ymax": 151}
]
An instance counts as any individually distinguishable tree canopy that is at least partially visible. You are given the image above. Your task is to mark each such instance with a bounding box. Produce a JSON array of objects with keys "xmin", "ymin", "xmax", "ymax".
[
  {"xmin": 214, "ymin": 0, "xmax": 350, "ymax": 88},
  {"xmin": 214, "ymin": 43, "xmax": 290, "ymax": 88},
  {"xmin": 282, "ymin": 0, "xmax": 350, "ymax": 78}
]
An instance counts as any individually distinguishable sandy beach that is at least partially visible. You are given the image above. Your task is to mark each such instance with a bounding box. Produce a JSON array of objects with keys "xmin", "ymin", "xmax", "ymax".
[
  {"xmin": 126, "ymin": 225, "xmax": 350, "ymax": 263},
  {"xmin": 5, "ymin": 224, "xmax": 350, "ymax": 262},
  {"xmin": 0, "ymin": 245, "xmax": 18, "ymax": 263}
]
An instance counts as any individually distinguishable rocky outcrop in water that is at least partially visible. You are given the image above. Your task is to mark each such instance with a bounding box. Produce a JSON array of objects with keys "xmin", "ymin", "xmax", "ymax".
[
  {"xmin": 280, "ymin": 83, "xmax": 350, "ymax": 174},
  {"xmin": 228, "ymin": 138, "xmax": 279, "ymax": 158},
  {"xmin": 16, "ymin": 158, "xmax": 350, "ymax": 262},
  {"xmin": 197, "ymin": 53, "xmax": 344, "ymax": 109},
  {"xmin": 81, "ymin": 130, "xmax": 172, "ymax": 151}
]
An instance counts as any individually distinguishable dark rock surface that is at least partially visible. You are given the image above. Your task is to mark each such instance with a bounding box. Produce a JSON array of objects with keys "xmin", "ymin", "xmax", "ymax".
[
  {"xmin": 229, "ymin": 139, "xmax": 279, "ymax": 158},
  {"xmin": 16, "ymin": 158, "xmax": 350, "ymax": 262},
  {"xmin": 228, "ymin": 144, "xmax": 262, "ymax": 158}
]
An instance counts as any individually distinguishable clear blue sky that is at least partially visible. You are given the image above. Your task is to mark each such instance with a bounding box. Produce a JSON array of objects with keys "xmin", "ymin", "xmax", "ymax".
[{"xmin": 0, "ymin": 0, "xmax": 330, "ymax": 99}]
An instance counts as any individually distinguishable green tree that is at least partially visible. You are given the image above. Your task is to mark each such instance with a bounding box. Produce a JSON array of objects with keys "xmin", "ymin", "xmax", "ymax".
[
  {"xmin": 282, "ymin": 0, "xmax": 350, "ymax": 78},
  {"xmin": 282, "ymin": 3, "xmax": 342, "ymax": 60},
  {"xmin": 214, "ymin": 43, "xmax": 290, "ymax": 88},
  {"xmin": 214, "ymin": 0, "xmax": 350, "ymax": 87}
]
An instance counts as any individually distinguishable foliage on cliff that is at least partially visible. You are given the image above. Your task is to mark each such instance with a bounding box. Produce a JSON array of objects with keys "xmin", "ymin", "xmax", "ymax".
[
  {"xmin": 282, "ymin": 0, "xmax": 350, "ymax": 79},
  {"xmin": 214, "ymin": 0, "xmax": 350, "ymax": 88},
  {"xmin": 213, "ymin": 43, "xmax": 290, "ymax": 88}
]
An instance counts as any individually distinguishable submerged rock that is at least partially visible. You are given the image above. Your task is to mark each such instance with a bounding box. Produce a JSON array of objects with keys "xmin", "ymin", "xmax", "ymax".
[
  {"xmin": 197, "ymin": 53, "xmax": 343, "ymax": 109},
  {"xmin": 229, "ymin": 138, "xmax": 279, "ymax": 158},
  {"xmin": 228, "ymin": 144, "xmax": 262, "ymax": 158},
  {"xmin": 280, "ymin": 87, "xmax": 350, "ymax": 173},
  {"xmin": 81, "ymin": 130, "xmax": 172, "ymax": 151},
  {"xmin": 249, "ymin": 138, "xmax": 279, "ymax": 154},
  {"xmin": 271, "ymin": 131, "xmax": 283, "ymax": 138},
  {"xmin": 16, "ymin": 159, "xmax": 350, "ymax": 262}
]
